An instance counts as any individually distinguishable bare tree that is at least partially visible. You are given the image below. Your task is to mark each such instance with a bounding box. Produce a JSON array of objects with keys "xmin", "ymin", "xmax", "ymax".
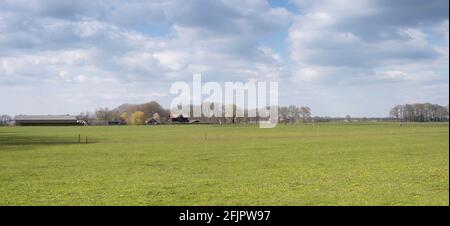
[
  {"xmin": 278, "ymin": 107, "xmax": 289, "ymax": 124},
  {"xmin": 345, "ymin": 114, "xmax": 351, "ymax": 122},
  {"xmin": 0, "ymin": 115, "xmax": 11, "ymax": 126},
  {"xmin": 390, "ymin": 103, "xmax": 449, "ymax": 122},
  {"xmin": 286, "ymin": 105, "xmax": 300, "ymax": 123},
  {"xmin": 300, "ymin": 107, "xmax": 312, "ymax": 123},
  {"xmin": 95, "ymin": 107, "xmax": 111, "ymax": 125}
]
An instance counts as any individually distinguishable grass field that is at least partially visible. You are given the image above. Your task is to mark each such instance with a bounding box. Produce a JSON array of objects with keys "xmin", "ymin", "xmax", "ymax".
[{"xmin": 0, "ymin": 123, "xmax": 448, "ymax": 205}]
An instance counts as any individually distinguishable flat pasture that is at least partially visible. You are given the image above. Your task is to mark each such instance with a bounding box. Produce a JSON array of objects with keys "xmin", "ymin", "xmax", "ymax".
[{"xmin": 0, "ymin": 123, "xmax": 448, "ymax": 205}]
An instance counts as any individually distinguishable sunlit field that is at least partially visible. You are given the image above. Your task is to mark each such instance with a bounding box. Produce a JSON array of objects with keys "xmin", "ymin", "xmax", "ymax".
[{"xmin": 0, "ymin": 123, "xmax": 448, "ymax": 205}]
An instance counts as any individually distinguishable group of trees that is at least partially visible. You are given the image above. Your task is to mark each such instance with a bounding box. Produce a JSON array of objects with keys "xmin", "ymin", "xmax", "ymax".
[
  {"xmin": 0, "ymin": 115, "xmax": 12, "ymax": 126},
  {"xmin": 122, "ymin": 111, "xmax": 160, "ymax": 125},
  {"xmin": 278, "ymin": 106, "xmax": 311, "ymax": 123},
  {"xmin": 84, "ymin": 101, "xmax": 170, "ymax": 125},
  {"xmin": 390, "ymin": 103, "xmax": 449, "ymax": 122},
  {"xmin": 169, "ymin": 103, "xmax": 312, "ymax": 124}
]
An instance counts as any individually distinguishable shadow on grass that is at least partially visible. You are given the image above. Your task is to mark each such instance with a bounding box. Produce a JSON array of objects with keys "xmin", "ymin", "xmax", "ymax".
[{"xmin": 0, "ymin": 133, "xmax": 99, "ymax": 151}]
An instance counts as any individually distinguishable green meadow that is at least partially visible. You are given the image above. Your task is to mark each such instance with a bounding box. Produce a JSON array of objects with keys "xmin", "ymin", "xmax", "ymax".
[{"xmin": 0, "ymin": 123, "xmax": 448, "ymax": 205}]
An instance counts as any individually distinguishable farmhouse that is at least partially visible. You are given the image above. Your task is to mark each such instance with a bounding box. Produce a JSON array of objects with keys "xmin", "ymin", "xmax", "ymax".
[{"xmin": 14, "ymin": 115, "xmax": 80, "ymax": 126}]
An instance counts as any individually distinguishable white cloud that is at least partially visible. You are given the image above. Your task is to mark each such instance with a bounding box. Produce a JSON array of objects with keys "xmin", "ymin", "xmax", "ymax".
[
  {"xmin": 288, "ymin": 0, "xmax": 448, "ymax": 87},
  {"xmin": 284, "ymin": 0, "xmax": 448, "ymax": 116},
  {"xmin": 0, "ymin": 0, "xmax": 291, "ymax": 115},
  {"xmin": 0, "ymin": 0, "xmax": 447, "ymax": 116}
]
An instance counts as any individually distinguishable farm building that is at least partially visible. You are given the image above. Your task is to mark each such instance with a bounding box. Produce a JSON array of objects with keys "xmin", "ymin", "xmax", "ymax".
[
  {"xmin": 170, "ymin": 113, "xmax": 190, "ymax": 123},
  {"xmin": 14, "ymin": 115, "xmax": 80, "ymax": 126}
]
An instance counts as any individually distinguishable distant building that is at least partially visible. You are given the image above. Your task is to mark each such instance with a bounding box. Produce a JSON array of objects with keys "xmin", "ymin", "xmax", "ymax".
[
  {"xmin": 145, "ymin": 118, "xmax": 159, "ymax": 125},
  {"xmin": 14, "ymin": 115, "xmax": 80, "ymax": 126},
  {"xmin": 107, "ymin": 120, "xmax": 123, "ymax": 125},
  {"xmin": 170, "ymin": 113, "xmax": 189, "ymax": 123}
]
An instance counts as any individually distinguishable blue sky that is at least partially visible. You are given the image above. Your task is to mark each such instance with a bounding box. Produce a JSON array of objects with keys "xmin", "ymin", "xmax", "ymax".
[{"xmin": 0, "ymin": 0, "xmax": 448, "ymax": 117}]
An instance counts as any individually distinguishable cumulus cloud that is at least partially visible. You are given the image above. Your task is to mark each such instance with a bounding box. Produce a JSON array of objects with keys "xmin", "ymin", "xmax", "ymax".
[
  {"xmin": 0, "ymin": 0, "xmax": 292, "ymax": 115},
  {"xmin": 0, "ymin": 0, "xmax": 448, "ymax": 117},
  {"xmin": 286, "ymin": 0, "xmax": 448, "ymax": 116},
  {"xmin": 288, "ymin": 0, "xmax": 448, "ymax": 83}
]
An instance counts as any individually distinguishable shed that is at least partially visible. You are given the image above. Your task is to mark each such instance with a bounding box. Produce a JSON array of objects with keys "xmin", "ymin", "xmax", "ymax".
[{"xmin": 14, "ymin": 115, "xmax": 79, "ymax": 126}]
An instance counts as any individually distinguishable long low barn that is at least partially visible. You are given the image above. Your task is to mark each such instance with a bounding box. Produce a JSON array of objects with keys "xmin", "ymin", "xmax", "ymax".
[{"xmin": 14, "ymin": 115, "xmax": 79, "ymax": 126}]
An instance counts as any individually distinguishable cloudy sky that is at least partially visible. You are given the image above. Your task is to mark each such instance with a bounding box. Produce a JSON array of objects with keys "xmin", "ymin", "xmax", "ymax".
[{"xmin": 0, "ymin": 0, "xmax": 448, "ymax": 117}]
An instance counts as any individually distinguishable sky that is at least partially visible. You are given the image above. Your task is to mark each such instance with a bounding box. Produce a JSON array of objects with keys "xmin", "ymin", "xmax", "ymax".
[{"xmin": 0, "ymin": 0, "xmax": 448, "ymax": 117}]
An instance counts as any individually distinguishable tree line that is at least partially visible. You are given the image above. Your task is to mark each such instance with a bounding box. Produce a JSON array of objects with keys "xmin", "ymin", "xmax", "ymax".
[
  {"xmin": 390, "ymin": 103, "xmax": 449, "ymax": 122},
  {"xmin": 77, "ymin": 101, "xmax": 170, "ymax": 125},
  {"xmin": 278, "ymin": 106, "xmax": 311, "ymax": 123},
  {"xmin": 84, "ymin": 102, "xmax": 313, "ymax": 125},
  {"xmin": 2, "ymin": 101, "xmax": 448, "ymax": 126}
]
